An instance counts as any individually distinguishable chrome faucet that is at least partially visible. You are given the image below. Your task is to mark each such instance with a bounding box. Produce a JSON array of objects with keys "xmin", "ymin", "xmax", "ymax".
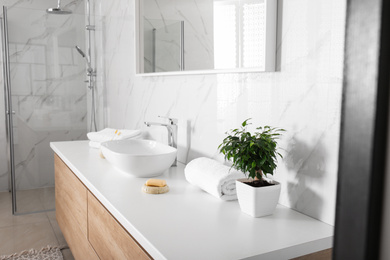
[{"xmin": 144, "ymin": 116, "xmax": 178, "ymax": 166}]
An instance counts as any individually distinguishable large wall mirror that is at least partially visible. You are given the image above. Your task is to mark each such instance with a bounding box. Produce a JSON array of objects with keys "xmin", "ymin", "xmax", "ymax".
[{"xmin": 136, "ymin": 0, "xmax": 277, "ymax": 75}]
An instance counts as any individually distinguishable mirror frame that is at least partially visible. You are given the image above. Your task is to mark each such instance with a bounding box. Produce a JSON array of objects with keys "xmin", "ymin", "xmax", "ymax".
[{"xmin": 135, "ymin": 0, "xmax": 278, "ymax": 76}]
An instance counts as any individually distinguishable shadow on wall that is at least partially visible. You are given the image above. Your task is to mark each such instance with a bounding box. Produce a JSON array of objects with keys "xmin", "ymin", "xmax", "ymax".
[{"xmin": 284, "ymin": 135, "xmax": 327, "ymax": 219}]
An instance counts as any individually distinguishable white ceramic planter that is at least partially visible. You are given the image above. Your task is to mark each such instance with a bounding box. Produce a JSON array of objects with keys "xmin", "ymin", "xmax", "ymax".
[{"xmin": 236, "ymin": 178, "xmax": 281, "ymax": 218}]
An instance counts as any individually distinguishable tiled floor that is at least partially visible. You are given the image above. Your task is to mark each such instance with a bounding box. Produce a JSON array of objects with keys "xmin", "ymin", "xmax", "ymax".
[
  {"xmin": 0, "ymin": 191, "xmax": 74, "ymax": 259},
  {"xmin": 14, "ymin": 187, "xmax": 56, "ymax": 214}
]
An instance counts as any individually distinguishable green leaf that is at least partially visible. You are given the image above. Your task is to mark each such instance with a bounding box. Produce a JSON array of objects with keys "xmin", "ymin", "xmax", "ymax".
[{"xmin": 260, "ymin": 156, "xmax": 267, "ymax": 165}]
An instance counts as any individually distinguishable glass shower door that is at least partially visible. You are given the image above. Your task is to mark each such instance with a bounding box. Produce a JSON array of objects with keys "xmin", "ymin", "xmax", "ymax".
[
  {"xmin": 143, "ymin": 19, "xmax": 184, "ymax": 73},
  {"xmin": 1, "ymin": 5, "xmax": 88, "ymax": 214}
]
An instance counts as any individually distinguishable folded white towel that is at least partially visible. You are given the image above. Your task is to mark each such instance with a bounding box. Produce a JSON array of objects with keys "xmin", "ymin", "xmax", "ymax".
[
  {"xmin": 184, "ymin": 157, "xmax": 246, "ymax": 201},
  {"xmin": 89, "ymin": 141, "xmax": 101, "ymax": 149},
  {"xmin": 87, "ymin": 128, "xmax": 142, "ymax": 148}
]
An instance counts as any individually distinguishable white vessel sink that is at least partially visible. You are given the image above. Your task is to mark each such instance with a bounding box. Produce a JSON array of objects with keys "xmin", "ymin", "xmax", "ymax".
[{"xmin": 101, "ymin": 139, "xmax": 177, "ymax": 177}]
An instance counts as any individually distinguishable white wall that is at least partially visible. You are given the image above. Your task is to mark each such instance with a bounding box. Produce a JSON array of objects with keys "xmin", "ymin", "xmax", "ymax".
[{"xmin": 93, "ymin": 0, "xmax": 346, "ymax": 225}]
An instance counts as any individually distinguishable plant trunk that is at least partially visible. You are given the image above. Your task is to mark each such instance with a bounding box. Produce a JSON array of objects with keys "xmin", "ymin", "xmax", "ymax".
[{"xmin": 254, "ymin": 170, "xmax": 264, "ymax": 186}]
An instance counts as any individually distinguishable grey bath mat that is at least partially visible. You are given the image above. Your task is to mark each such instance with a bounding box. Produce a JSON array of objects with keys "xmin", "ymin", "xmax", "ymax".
[{"xmin": 0, "ymin": 245, "xmax": 67, "ymax": 260}]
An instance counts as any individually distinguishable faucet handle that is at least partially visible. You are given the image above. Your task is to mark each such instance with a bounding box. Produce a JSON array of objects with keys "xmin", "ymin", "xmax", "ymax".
[{"xmin": 158, "ymin": 115, "xmax": 178, "ymax": 125}]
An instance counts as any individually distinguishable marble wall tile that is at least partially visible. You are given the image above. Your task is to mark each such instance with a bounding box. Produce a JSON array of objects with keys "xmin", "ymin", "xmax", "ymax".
[
  {"xmin": 94, "ymin": 0, "xmax": 346, "ymax": 225},
  {"xmin": 58, "ymin": 47, "xmax": 74, "ymax": 65},
  {"xmin": 8, "ymin": 43, "xmax": 17, "ymax": 63},
  {"xmin": 0, "ymin": 52, "xmax": 7, "ymax": 192},
  {"xmin": 15, "ymin": 44, "xmax": 46, "ymax": 64},
  {"xmin": 9, "ymin": 63, "xmax": 32, "ymax": 95},
  {"xmin": 31, "ymin": 64, "xmax": 47, "ymax": 95},
  {"xmin": 18, "ymin": 96, "xmax": 39, "ymax": 122}
]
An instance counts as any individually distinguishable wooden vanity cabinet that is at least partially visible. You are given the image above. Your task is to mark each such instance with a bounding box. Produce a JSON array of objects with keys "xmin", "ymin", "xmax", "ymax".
[
  {"xmin": 55, "ymin": 154, "xmax": 99, "ymax": 259},
  {"xmin": 54, "ymin": 154, "xmax": 151, "ymax": 260},
  {"xmin": 88, "ymin": 192, "xmax": 151, "ymax": 260}
]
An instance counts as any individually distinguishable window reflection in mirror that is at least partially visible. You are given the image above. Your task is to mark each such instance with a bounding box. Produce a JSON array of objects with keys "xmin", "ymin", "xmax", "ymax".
[{"xmin": 137, "ymin": 0, "xmax": 277, "ymax": 74}]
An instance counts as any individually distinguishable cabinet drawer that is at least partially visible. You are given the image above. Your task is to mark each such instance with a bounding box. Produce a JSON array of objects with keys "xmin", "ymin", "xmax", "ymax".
[
  {"xmin": 56, "ymin": 199, "xmax": 99, "ymax": 260},
  {"xmin": 88, "ymin": 192, "xmax": 152, "ymax": 260},
  {"xmin": 55, "ymin": 154, "xmax": 88, "ymax": 236}
]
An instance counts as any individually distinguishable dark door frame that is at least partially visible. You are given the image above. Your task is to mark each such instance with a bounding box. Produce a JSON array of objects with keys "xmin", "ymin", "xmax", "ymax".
[{"xmin": 333, "ymin": 0, "xmax": 390, "ymax": 259}]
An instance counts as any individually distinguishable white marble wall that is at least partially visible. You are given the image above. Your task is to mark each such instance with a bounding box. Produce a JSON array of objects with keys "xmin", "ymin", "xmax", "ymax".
[
  {"xmin": 94, "ymin": 0, "xmax": 345, "ymax": 225},
  {"xmin": 0, "ymin": 0, "xmax": 88, "ymax": 192}
]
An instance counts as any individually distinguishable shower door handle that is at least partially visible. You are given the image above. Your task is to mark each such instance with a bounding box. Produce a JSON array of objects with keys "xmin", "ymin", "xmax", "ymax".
[{"xmin": 6, "ymin": 110, "xmax": 15, "ymax": 115}]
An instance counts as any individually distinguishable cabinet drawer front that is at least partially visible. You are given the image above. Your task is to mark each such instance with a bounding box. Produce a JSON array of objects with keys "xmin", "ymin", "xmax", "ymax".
[
  {"xmin": 56, "ymin": 200, "xmax": 99, "ymax": 260},
  {"xmin": 55, "ymin": 154, "xmax": 88, "ymax": 236},
  {"xmin": 88, "ymin": 192, "xmax": 152, "ymax": 260}
]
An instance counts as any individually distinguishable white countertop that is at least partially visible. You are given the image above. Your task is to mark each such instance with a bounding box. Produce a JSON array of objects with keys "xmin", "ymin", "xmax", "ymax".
[{"xmin": 50, "ymin": 141, "xmax": 333, "ymax": 260}]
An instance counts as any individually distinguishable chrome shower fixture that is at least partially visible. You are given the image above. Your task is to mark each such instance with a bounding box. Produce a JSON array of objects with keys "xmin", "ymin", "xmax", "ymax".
[
  {"xmin": 75, "ymin": 45, "xmax": 93, "ymax": 73},
  {"xmin": 75, "ymin": 45, "xmax": 86, "ymax": 58},
  {"xmin": 46, "ymin": 0, "xmax": 72, "ymax": 15}
]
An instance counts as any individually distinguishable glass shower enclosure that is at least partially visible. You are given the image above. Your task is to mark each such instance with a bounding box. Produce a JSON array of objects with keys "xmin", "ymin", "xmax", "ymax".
[
  {"xmin": 1, "ymin": 5, "xmax": 88, "ymax": 215},
  {"xmin": 143, "ymin": 19, "xmax": 184, "ymax": 73}
]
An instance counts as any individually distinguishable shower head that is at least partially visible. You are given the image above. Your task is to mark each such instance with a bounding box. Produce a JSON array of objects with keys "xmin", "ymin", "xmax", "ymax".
[
  {"xmin": 46, "ymin": 7, "xmax": 72, "ymax": 15},
  {"xmin": 46, "ymin": 0, "xmax": 72, "ymax": 15},
  {"xmin": 75, "ymin": 45, "xmax": 93, "ymax": 73},
  {"xmin": 75, "ymin": 45, "xmax": 86, "ymax": 58}
]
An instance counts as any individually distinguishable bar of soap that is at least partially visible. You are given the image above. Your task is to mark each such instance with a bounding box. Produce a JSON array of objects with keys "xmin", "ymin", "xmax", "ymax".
[{"xmin": 145, "ymin": 179, "xmax": 166, "ymax": 187}]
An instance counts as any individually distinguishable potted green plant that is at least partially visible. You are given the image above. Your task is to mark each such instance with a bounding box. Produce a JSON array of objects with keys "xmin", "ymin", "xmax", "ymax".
[{"xmin": 218, "ymin": 119, "xmax": 285, "ymax": 217}]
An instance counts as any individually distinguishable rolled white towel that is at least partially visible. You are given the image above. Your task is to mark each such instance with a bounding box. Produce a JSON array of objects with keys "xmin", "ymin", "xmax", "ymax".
[
  {"xmin": 87, "ymin": 128, "xmax": 142, "ymax": 148},
  {"xmin": 184, "ymin": 157, "xmax": 246, "ymax": 201}
]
